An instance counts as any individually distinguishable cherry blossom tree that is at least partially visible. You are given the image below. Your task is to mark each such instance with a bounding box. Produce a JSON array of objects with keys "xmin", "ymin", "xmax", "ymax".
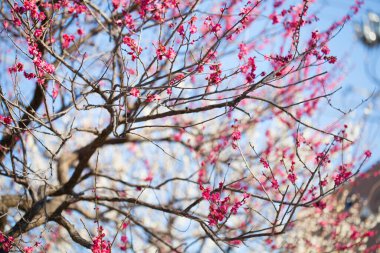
[{"xmin": 0, "ymin": 0, "xmax": 372, "ymax": 252}]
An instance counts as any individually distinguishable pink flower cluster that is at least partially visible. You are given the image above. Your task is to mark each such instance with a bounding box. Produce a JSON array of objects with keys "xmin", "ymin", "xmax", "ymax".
[
  {"xmin": 287, "ymin": 161, "xmax": 297, "ymax": 184},
  {"xmin": 146, "ymin": 94, "xmax": 160, "ymax": 103},
  {"xmin": 123, "ymin": 14, "xmax": 135, "ymax": 31},
  {"xmin": 312, "ymin": 200, "xmax": 327, "ymax": 210},
  {"xmin": 334, "ymin": 164, "xmax": 352, "ymax": 186},
  {"xmin": 130, "ymin": 87, "xmax": 140, "ymax": 97},
  {"xmin": 231, "ymin": 127, "xmax": 241, "ymax": 149},
  {"xmin": 156, "ymin": 43, "xmax": 175, "ymax": 60},
  {"xmin": 118, "ymin": 222, "xmax": 128, "ymax": 251},
  {"xmin": 34, "ymin": 28, "xmax": 43, "ymax": 38},
  {"xmin": 8, "ymin": 62, "xmax": 24, "ymax": 73},
  {"xmin": 11, "ymin": 1, "xmax": 46, "ymax": 27},
  {"xmin": 67, "ymin": 3, "xmax": 87, "ymax": 15},
  {"xmin": 91, "ymin": 226, "xmax": 111, "ymax": 253},
  {"xmin": 260, "ymin": 157, "xmax": 269, "ymax": 169},
  {"xmin": 238, "ymin": 43, "xmax": 248, "ymax": 60},
  {"xmin": 23, "ymin": 246, "xmax": 34, "ymax": 253},
  {"xmin": 335, "ymin": 229, "xmax": 376, "ymax": 251},
  {"xmin": 62, "ymin": 34, "xmax": 75, "ymax": 49},
  {"xmin": 177, "ymin": 25, "xmax": 185, "ymax": 36},
  {"xmin": 206, "ymin": 64, "xmax": 222, "ymax": 85},
  {"xmin": 123, "ymin": 36, "xmax": 142, "ymax": 61},
  {"xmin": 307, "ymin": 30, "xmax": 338, "ymax": 64},
  {"xmin": 315, "ymin": 152, "xmax": 330, "ymax": 166},
  {"xmin": 28, "ymin": 41, "xmax": 55, "ymax": 84},
  {"xmin": 8, "ymin": 62, "xmax": 36, "ymax": 80},
  {"xmin": 134, "ymin": 0, "xmax": 178, "ymax": 23},
  {"xmin": 189, "ymin": 16, "xmax": 198, "ymax": 34},
  {"xmin": 0, "ymin": 232, "xmax": 14, "ymax": 252},
  {"xmin": 204, "ymin": 16, "xmax": 222, "ymax": 34},
  {"xmin": 201, "ymin": 184, "xmax": 231, "ymax": 226},
  {"xmin": 200, "ymin": 182, "xmax": 249, "ymax": 226},
  {"xmin": 240, "ymin": 57, "xmax": 256, "ymax": 82},
  {"xmin": 0, "ymin": 115, "xmax": 13, "ymax": 125},
  {"xmin": 271, "ymin": 179, "xmax": 279, "ymax": 190}
]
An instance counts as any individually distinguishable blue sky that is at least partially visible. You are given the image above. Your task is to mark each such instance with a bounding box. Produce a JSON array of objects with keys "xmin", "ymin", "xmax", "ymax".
[{"xmin": 312, "ymin": 0, "xmax": 380, "ymax": 168}]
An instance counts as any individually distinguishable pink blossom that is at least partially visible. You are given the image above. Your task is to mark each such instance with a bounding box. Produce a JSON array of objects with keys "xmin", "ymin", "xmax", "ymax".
[
  {"xmin": 238, "ymin": 43, "xmax": 248, "ymax": 60},
  {"xmin": 211, "ymin": 23, "xmax": 222, "ymax": 33},
  {"xmin": 8, "ymin": 62, "xmax": 24, "ymax": 73},
  {"xmin": 326, "ymin": 56, "xmax": 337, "ymax": 64},
  {"xmin": 52, "ymin": 83, "xmax": 60, "ymax": 99},
  {"xmin": 23, "ymin": 246, "xmax": 34, "ymax": 253},
  {"xmin": 206, "ymin": 64, "xmax": 222, "ymax": 84},
  {"xmin": 146, "ymin": 94, "xmax": 160, "ymax": 102},
  {"xmin": 334, "ymin": 164, "xmax": 352, "ymax": 186},
  {"xmin": 62, "ymin": 34, "xmax": 75, "ymax": 49},
  {"xmin": 0, "ymin": 231, "xmax": 14, "ymax": 252},
  {"xmin": 189, "ymin": 24, "xmax": 197, "ymax": 34},
  {"xmin": 260, "ymin": 157, "xmax": 270, "ymax": 169},
  {"xmin": 271, "ymin": 179, "xmax": 279, "ymax": 190},
  {"xmin": 0, "ymin": 115, "xmax": 13, "ymax": 125},
  {"xmin": 3, "ymin": 21, "xmax": 9, "ymax": 29},
  {"xmin": 120, "ymin": 235, "xmax": 128, "ymax": 243},
  {"xmin": 123, "ymin": 36, "xmax": 142, "ymax": 61},
  {"xmin": 91, "ymin": 226, "xmax": 111, "ymax": 253},
  {"xmin": 202, "ymin": 187, "xmax": 211, "ymax": 200},
  {"xmin": 166, "ymin": 47, "xmax": 175, "ymax": 60},
  {"xmin": 24, "ymin": 71, "xmax": 36, "ymax": 80},
  {"xmin": 124, "ymin": 14, "xmax": 135, "ymax": 30},
  {"xmin": 130, "ymin": 88, "xmax": 140, "ymax": 97},
  {"xmin": 269, "ymin": 13, "xmax": 279, "ymax": 24},
  {"xmin": 156, "ymin": 43, "xmax": 166, "ymax": 60},
  {"xmin": 364, "ymin": 150, "xmax": 372, "ymax": 158},
  {"xmin": 288, "ymin": 172, "xmax": 297, "ymax": 184},
  {"xmin": 34, "ymin": 28, "xmax": 43, "ymax": 38},
  {"xmin": 312, "ymin": 200, "xmax": 326, "ymax": 210},
  {"xmin": 177, "ymin": 25, "xmax": 185, "ymax": 36},
  {"xmin": 321, "ymin": 45, "xmax": 330, "ymax": 55},
  {"xmin": 77, "ymin": 28, "xmax": 84, "ymax": 36},
  {"xmin": 231, "ymin": 130, "xmax": 241, "ymax": 141}
]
